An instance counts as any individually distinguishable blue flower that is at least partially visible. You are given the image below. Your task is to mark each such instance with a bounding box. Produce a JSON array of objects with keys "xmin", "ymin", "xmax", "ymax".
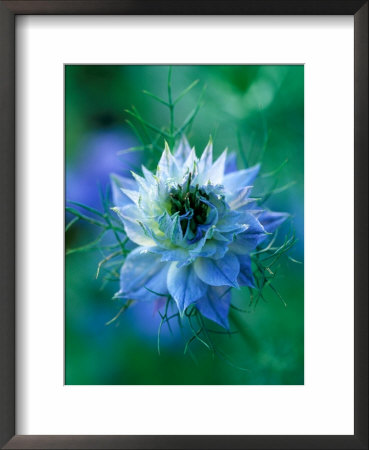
[{"xmin": 111, "ymin": 137, "xmax": 288, "ymax": 329}]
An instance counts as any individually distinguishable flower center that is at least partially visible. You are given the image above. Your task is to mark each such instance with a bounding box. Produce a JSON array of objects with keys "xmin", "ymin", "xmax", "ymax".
[{"xmin": 169, "ymin": 175, "xmax": 209, "ymax": 235}]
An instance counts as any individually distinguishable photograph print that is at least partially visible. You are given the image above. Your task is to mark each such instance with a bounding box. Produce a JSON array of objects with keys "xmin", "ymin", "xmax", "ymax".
[{"xmin": 65, "ymin": 65, "xmax": 304, "ymax": 385}]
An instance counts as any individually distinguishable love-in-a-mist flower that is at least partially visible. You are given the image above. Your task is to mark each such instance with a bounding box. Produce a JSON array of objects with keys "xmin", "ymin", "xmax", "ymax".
[{"xmin": 111, "ymin": 137, "xmax": 288, "ymax": 328}]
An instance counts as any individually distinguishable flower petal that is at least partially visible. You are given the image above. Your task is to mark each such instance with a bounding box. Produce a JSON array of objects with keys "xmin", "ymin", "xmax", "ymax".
[
  {"xmin": 224, "ymin": 152, "xmax": 238, "ymax": 174},
  {"xmin": 215, "ymin": 209, "xmax": 244, "ymax": 232},
  {"xmin": 167, "ymin": 263, "xmax": 207, "ymax": 313},
  {"xmin": 229, "ymin": 213, "xmax": 266, "ymax": 254},
  {"xmin": 110, "ymin": 173, "xmax": 138, "ymax": 207},
  {"xmin": 121, "ymin": 188, "xmax": 140, "ymax": 205},
  {"xmin": 170, "ymin": 215, "xmax": 184, "ymax": 246},
  {"xmin": 110, "ymin": 173, "xmax": 138, "ymax": 192},
  {"xmin": 223, "ymin": 164, "xmax": 260, "ymax": 192},
  {"xmin": 197, "ymin": 138, "xmax": 213, "ymax": 173},
  {"xmin": 157, "ymin": 142, "xmax": 179, "ymax": 179},
  {"xmin": 113, "ymin": 204, "xmax": 156, "ymax": 247},
  {"xmin": 194, "ymin": 252, "xmax": 240, "ymax": 288},
  {"xmin": 151, "ymin": 246, "xmax": 193, "ymax": 267},
  {"xmin": 131, "ymin": 170, "xmax": 151, "ymax": 192},
  {"xmin": 196, "ymin": 286, "xmax": 231, "ymax": 329},
  {"xmin": 237, "ymin": 254, "xmax": 255, "ymax": 288},
  {"xmin": 158, "ymin": 211, "xmax": 185, "ymax": 247},
  {"xmin": 258, "ymin": 210, "xmax": 289, "ymax": 233},
  {"xmin": 207, "ymin": 149, "xmax": 227, "ymax": 185},
  {"xmin": 199, "ymin": 196, "xmax": 218, "ymax": 226},
  {"xmin": 228, "ymin": 186, "xmax": 254, "ymax": 210},
  {"xmin": 141, "ymin": 165, "xmax": 156, "ymax": 183},
  {"xmin": 174, "ymin": 135, "xmax": 192, "ymax": 165},
  {"xmin": 119, "ymin": 247, "xmax": 169, "ymax": 302},
  {"xmin": 196, "ymin": 239, "xmax": 229, "ymax": 260},
  {"xmin": 183, "ymin": 148, "xmax": 197, "ymax": 174}
]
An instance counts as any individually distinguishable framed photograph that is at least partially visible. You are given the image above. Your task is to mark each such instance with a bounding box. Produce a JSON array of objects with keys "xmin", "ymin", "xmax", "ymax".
[{"xmin": 0, "ymin": 1, "xmax": 367, "ymax": 449}]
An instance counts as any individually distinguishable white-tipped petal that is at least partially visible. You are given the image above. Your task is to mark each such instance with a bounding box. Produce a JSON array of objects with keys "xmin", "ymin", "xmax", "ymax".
[
  {"xmin": 157, "ymin": 141, "xmax": 179, "ymax": 179},
  {"xmin": 198, "ymin": 138, "xmax": 213, "ymax": 173},
  {"xmin": 174, "ymin": 135, "xmax": 192, "ymax": 164},
  {"xmin": 207, "ymin": 149, "xmax": 227, "ymax": 185}
]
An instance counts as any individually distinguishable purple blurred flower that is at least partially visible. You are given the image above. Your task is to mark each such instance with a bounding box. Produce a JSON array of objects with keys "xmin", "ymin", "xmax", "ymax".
[{"xmin": 66, "ymin": 129, "xmax": 141, "ymax": 208}]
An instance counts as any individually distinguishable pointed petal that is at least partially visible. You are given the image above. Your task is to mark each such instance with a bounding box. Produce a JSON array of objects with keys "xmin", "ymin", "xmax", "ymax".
[
  {"xmin": 151, "ymin": 246, "xmax": 192, "ymax": 267},
  {"xmin": 131, "ymin": 170, "xmax": 150, "ymax": 191},
  {"xmin": 157, "ymin": 142, "xmax": 179, "ymax": 179},
  {"xmin": 110, "ymin": 173, "xmax": 138, "ymax": 191},
  {"xmin": 167, "ymin": 263, "xmax": 207, "ymax": 313},
  {"xmin": 119, "ymin": 247, "xmax": 169, "ymax": 302},
  {"xmin": 110, "ymin": 173, "xmax": 138, "ymax": 207},
  {"xmin": 158, "ymin": 211, "xmax": 184, "ymax": 246},
  {"xmin": 258, "ymin": 210, "xmax": 289, "ymax": 233},
  {"xmin": 229, "ymin": 213, "xmax": 267, "ymax": 254},
  {"xmin": 194, "ymin": 252, "xmax": 240, "ymax": 288},
  {"xmin": 207, "ymin": 149, "xmax": 227, "ymax": 185},
  {"xmin": 183, "ymin": 148, "xmax": 197, "ymax": 173},
  {"xmin": 223, "ymin": 164, "xmax": 260, "ymax": 192},
  {"xmin": 170, "ymin": 214, "xmax": 184, "ymax": 245},
  {"xmin": 174, "ymin": 135, "xmax": 192, "ymax": 165},
  {"xmin": 196, "ymin": 286, "xmax": 231, "ymax": 329},
  {"xmin": 225, "ymin": 152, "xmax": 238, "ymax": 174},
  {"xmin": 228, "ymin": 186, "xmax": 254, "ymax": 210},
  {"xmin": 237, "ymin": 254, "xmax": 255, "ymax": 288},
  {"xmin": 212, "ymin": 230, "xmax": 230, "ymax": 242},
  {"xmin": 199, "ymin": 196, "xmax": 218, "ymax": 226},
  {"xmin": 158, "ymin": 211, "xmax": 174, "ymax": 235},
  {"xmin": 215, "ymin": 210, "xmax": 245, "ymax": 233},
  {"xmin": 195, "ymin": 239, "xmax": 229, "ymax": 260},
  {"xmin": 121, "ymin": 188, "xmax": 140, "ymax": 205},
  {"xmin": 198, "ymin": 138, "xmax": 213, "ymax": 173},
  {"xmin": 141, "ymin": 165, "xmax": 156, "ymax": 183},
  {"xmin": 113, "ymin": 204, "xmax": 156, "ymax": 247}
]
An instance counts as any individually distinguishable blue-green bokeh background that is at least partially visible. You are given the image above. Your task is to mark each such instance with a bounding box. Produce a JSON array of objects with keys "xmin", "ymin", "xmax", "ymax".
[{"xmin": 65, "ymin": 65, "xmax": 304, "ymax": 385}]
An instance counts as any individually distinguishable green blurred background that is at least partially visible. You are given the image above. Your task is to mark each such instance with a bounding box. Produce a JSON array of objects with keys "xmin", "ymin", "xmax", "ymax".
[{"xmin": 65, "ymin": 65, "xmax": 304, "ymax": 385}]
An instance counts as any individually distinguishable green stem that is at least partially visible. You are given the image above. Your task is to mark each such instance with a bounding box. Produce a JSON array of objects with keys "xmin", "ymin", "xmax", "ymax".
[{"xmin": 167, "ymin": 66, "xmax": 175, "ymax": 147}]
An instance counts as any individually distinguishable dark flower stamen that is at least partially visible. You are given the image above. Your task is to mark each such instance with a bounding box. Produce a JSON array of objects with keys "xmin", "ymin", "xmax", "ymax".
[{"xmin": 170, "ymin": 177, "xmax": 209, "ymax": 234}]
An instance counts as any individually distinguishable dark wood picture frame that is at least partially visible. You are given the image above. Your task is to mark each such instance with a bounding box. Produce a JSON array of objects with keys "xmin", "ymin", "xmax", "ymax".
[{"xmin": 0, "ymin": 1, "xmax": 367, "ymax": 449}]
